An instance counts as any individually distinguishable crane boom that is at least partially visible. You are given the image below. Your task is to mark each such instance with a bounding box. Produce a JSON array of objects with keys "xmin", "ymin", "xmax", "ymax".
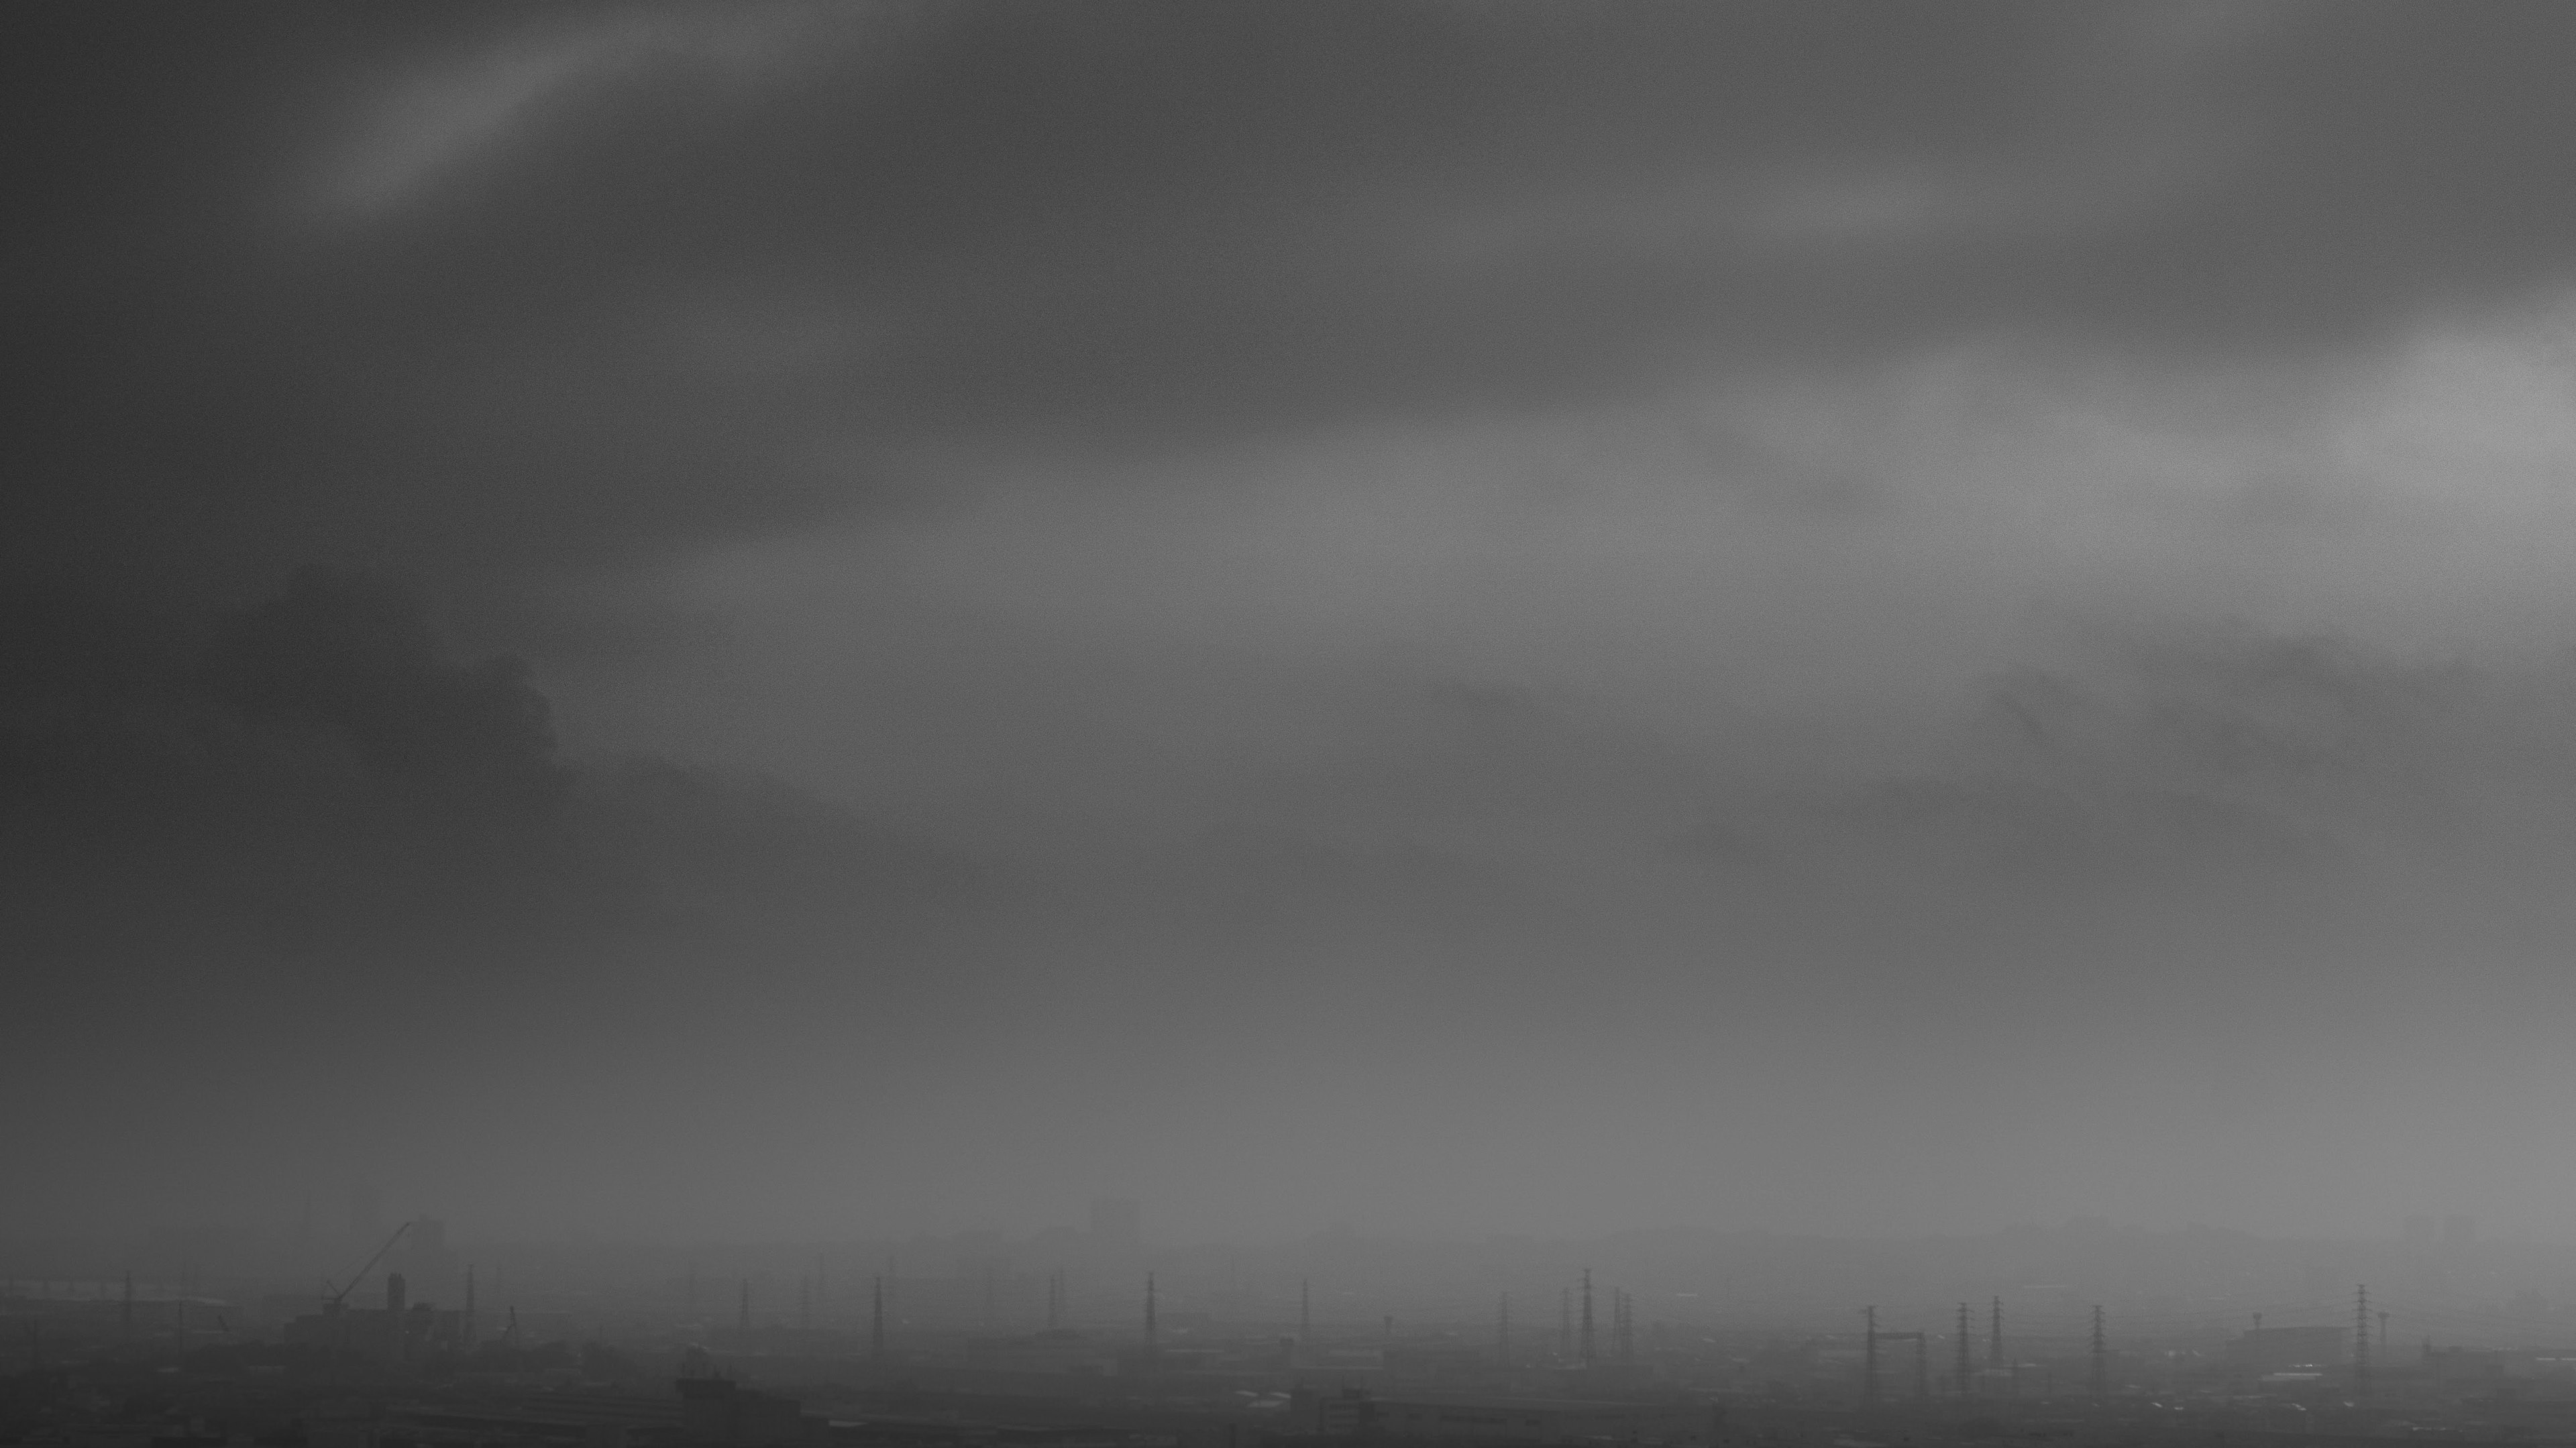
[{"xmin": 325, "ymin": 1220, "xmax": 413, "ymax": 1306}]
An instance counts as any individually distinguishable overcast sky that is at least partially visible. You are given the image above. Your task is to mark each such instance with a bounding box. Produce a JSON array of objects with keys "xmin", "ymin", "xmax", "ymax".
[{"xmin": 13, "ymin": 2, "xmax": 2576, "ymax": 1247}]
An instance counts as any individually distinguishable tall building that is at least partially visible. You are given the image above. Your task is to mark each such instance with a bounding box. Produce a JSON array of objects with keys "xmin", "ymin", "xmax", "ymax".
[
  {"xmin": 350, "ymin": 1186, "xmax": 384, "ymax": 1241},
  {"xmin": 401, "ymin": 1218, "xmax": 454, "ymax": 1286},
  {"xmin": 1089, "ymin": 1199, "xmax": 1141, "ymax": 1250}
]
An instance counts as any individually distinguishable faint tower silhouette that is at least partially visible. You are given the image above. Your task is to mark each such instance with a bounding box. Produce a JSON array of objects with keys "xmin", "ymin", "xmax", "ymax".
[
  {"xmin": 388, "ymin": 1272, "xmax": 408, "ymax": 1363},
  {"xmin": 1144, "ymin": 1272, "xmax": 1157, "ymax": 1343},
  {"xmin": 1091, "ymin": 1199, "xmax": 1142, "ymax": 1250},
  {"xmin": 1580, "ymin": 1270, "xmax": 1595, "ymax": 1365},
  {"xmin": 350, "ymin": 1186, "xmax": 383, "ymax": 1242},
  {"xmin": 1956, "ymin": 1303, "xmax": 1971, "ymax": 1394}
]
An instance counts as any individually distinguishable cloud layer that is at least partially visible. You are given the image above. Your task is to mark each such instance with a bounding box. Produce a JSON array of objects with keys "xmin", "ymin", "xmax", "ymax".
[{"xmin": 13, "ymin": 4, "xmax": 2576, "ymax": 1243}]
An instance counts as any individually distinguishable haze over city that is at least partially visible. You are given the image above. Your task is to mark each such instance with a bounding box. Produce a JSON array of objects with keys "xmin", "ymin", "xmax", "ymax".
[{"xmin": 17, "ymin": 1, "xmax": 2576, "ymax": 1272}]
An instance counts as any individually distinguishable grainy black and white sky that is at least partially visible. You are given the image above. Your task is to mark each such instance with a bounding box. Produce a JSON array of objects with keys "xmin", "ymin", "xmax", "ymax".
[{"xmin": 13, "ymin": 1, "xmax": 2576, "ymax": 1247}]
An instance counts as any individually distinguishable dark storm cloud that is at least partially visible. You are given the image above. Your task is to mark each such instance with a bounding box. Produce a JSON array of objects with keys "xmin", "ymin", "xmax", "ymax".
[
  {"xmin": 13, "ymin": 2, "xmax": 2576, "ymax": 609},
  {"xmin": 0, "ymin": 572, "xmax": 971, "ymax": 1038},
  {"xmin": 17, "ymin": 4, "xmax": 2576, "ymax": 1240}
]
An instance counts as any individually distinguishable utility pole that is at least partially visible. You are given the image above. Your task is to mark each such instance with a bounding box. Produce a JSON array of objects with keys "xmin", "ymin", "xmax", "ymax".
[
  {"xmin": 1499, "ymin": 1292, "xmax": 1511, "ymax": 1364},
  {"xmin": 1145, "ymin": 1272, "xmax": 1157, "ymax": 1345},
  {"xmin": 1863, "ymin": 1306, "xmax": 1879, "ymax": 1403},
  {"xmin": 2355, "ymin": 1286, "xmax": 2371, "ymax": 1403},
  {"xmin": 1990, "ymin": 1296, "xmax": 2003, "ymax": 1368},
  {"xmin": 1957, "ymin": 1303, "xmax": 1972, "ymax": 1394},
  {"xmin": 1560, "ymin": 1288, "xmax": 1571, "ymax": 1361},
  {"xmin": 1301, "ymin": 1277, "xmax": 1310, "ymax": 1340},
  {"xmin": 870, "ymin": 1275, "xmax": 885, "ymax": 1359},
  {"xmin": 800, "ymin": 1276, "xmax": 811, "ymax": 1332},
  {"xmin": 1580, "ymin": 1270, "xmax": 1595, "ymax": 1366},
  {"xmin": 739, "ymin": 1280, "xmax": 751, "ymax": 1333},
  {"xmin": 2089, "ymin": 1306, "xmax": 2107, "ymax": 1402}
]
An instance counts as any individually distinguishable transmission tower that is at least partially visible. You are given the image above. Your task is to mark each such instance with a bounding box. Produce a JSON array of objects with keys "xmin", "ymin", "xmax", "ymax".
[
  {"xmin": 2088, "ymin": 1306, "xmax": 2107, "ymax": 1401},
  {"xmin": 1956, "ymin": 1303, "xmax": 1972, "ymax": 1394},
  {"xmin": 1990, "ymin": 1296, "xmax": 2002, "ymax": 1368},
  {"xmin": 1580, "ymin": 1270, "xmax": 1595, "ymax": 1366},
  {"xmin": 2354, "ymin": 1286, "xmax": 2371, "ymax": 1402}
]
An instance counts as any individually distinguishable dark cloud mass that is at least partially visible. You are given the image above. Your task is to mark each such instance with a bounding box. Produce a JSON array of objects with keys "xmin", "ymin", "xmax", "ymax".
[
  {"xmin": 13, "ymin": 3, "xmax": 2576, "ymax": 598},
  {"xmin": 11, "ymin": 3, "xmax": 2576, "ymax": 1245}
]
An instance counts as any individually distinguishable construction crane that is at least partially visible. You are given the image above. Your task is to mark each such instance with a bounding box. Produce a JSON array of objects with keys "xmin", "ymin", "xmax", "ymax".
[{"xmin": 323, "ymin": 1221, "xmax": 412, "ymax": 1308}]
